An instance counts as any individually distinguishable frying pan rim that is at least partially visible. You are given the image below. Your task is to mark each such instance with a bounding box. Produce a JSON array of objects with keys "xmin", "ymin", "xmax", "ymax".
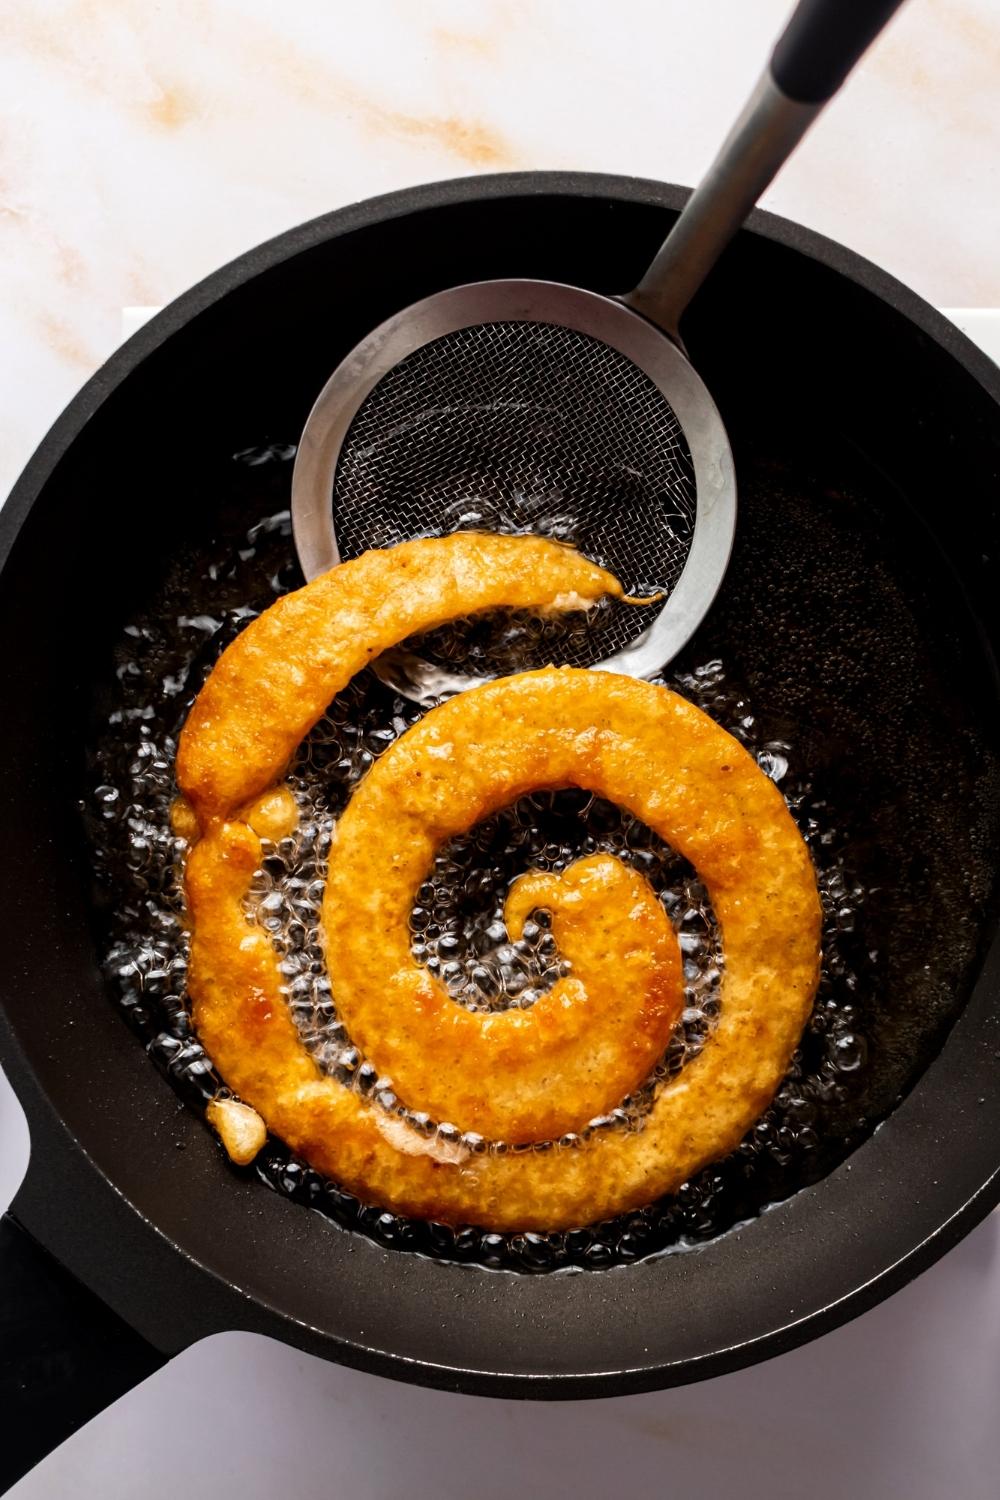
[
  {"xmin": 1, "ymin": 171, "xmax": 999, "ymax": 1400},
  {"xmin": 3, "ymin": 167, "xmax": 1000, "ymax": 575}
]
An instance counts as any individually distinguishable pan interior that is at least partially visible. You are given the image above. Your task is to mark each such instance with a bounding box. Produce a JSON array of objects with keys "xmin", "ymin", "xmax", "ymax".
[{"xmin": 82, "ymin": 414, "xmax": 1000, "ymax": 1269}]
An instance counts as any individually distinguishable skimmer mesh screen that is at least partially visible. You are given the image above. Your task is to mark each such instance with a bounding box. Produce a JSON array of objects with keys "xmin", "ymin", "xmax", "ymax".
[{"xmin": 332, "ymin": 320, "xmax": 697, "ymax": 671}]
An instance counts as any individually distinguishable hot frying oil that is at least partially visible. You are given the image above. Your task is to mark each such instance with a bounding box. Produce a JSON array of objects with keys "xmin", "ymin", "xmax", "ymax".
[{"xmin": 84, "ymin": 441, "xmax": 999, "ymax": 1270}]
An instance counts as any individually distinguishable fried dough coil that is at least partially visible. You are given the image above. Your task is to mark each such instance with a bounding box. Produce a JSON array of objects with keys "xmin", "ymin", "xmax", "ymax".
[
  {"xmin": 177, "ymin": 532, "xmax": 622, "ymax": 824},
  {"xmin": 180, "ymin": 534, "xmax": 821, "ymax": 1230},
  {"xmin": 325, "ymin": 851, "xmax": 683, "ymax": 1143}
]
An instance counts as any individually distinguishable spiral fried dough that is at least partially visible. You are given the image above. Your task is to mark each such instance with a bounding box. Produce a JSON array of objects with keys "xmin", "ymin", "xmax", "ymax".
[
  {"xmin": 325, "ymin": 851, "xmax": 683, "ymax": 1143},
  {"xmin": 177, "ymin": 531, "xmax": 622, "ymax": 825},
  {"xmin": 179, "ymin": 532, "xmax": 821, "ymax": 1229}
]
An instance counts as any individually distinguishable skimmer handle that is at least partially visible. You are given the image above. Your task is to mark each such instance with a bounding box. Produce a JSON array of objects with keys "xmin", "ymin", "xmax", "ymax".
[
  {"xmin": 625, "ymin": 0, "xmax": 909, "ymax": 338},
  {"xmin": 772, "ymin": 0, "xmax": 908, "ymax": 103}
]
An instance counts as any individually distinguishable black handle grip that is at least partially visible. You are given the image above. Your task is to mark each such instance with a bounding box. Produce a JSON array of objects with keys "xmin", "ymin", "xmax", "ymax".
[
  {"xmin": 771, "ymin": 0, "xmax": 908, "ymax": 104},
  {"xmin": 0, "ymin": 1213, "xmax": 166, "ymax": 1493}
]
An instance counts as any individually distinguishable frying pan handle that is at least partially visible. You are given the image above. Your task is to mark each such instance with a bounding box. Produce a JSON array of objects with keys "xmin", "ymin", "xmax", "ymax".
[
  {"xmin": 0, "ymin": 1213, "xmax": 167, "ymax": 1493},
  {"xmin": 624, "ymin": 0, "xmax": 909, "ymax": 337}
]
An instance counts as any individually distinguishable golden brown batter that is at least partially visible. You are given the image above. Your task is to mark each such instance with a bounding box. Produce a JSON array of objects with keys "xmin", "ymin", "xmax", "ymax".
[
  {"xmin": 177, "ymin": 531, "xmax": 622, "ymax": 823},
  {"xmin": 325, "ymin": 851, "xmax": 683, "ymax": 1144},
  {"xmin": 178, "ymin": 533, "xmax": 821, "ymax": 1229}
]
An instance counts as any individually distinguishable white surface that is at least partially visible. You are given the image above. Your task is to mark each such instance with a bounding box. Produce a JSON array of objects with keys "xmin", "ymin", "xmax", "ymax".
[{"xmin": 3, "ymin": 1, "xmax": 1000, "ymax": 1494}]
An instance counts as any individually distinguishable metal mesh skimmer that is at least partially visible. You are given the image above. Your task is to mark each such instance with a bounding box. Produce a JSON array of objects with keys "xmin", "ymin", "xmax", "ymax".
[
  {"xmin": 331, "ymin": 321, "xmax": 695, "ymax": 672},
  {"xmin": 292, "ymin": 280, "xmax": 737, "ymax": 698}
]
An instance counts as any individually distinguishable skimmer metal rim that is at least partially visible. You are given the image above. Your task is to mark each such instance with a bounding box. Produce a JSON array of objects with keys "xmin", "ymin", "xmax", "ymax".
[{"xmin": 291, "ymin": 279, "xmax": 736, "ymax": 693}]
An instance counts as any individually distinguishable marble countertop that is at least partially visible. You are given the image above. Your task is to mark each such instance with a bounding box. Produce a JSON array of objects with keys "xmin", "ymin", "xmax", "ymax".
[{"xmin": 2, "ymin": 3, "xmax": 1000, "ymax": 1497}]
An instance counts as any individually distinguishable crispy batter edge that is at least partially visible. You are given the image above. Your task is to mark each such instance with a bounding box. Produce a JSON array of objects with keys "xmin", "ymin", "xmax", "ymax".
[{"xmin": 176, "ymin": 533, "xmax": 621, "ymax": 825}]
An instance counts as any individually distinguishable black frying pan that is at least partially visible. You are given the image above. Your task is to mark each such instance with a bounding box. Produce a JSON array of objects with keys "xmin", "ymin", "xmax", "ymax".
[{"xmin": 1, "ymin": 173, "xmax": 999, "ymax": 1493}]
